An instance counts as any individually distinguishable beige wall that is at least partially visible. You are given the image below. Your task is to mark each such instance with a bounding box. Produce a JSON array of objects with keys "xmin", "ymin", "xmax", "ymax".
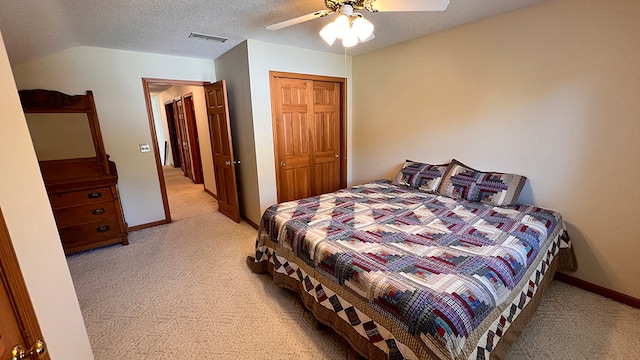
[
  {"xmin": 247, "ymin": 40, "xmax": 354, "ymax": 220},
  {"xmin": 0, "ymin": 32, "xmax": 93, "ymax": 359},
  {"xmin": 352, "ymin": 0, "xmax": 640, "ymax": 298},
  {"xmin": 11, "ymin": 47, "xmax": 216, "ymax": 227},
  {"xmin": 215, "ymin": 40, "xmax": 354, "ymax": 225},
  {"xmin": 216, "ymin": 40, "xmax": 351, "ymax": 224},
  {"xmin": 155, "ymin": 85, "xmax": 216, "ymax": 195}
]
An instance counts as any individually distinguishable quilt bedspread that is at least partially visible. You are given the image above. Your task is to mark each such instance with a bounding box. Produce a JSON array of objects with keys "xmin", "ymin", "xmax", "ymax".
[{"xmin": 254, "ymin": 180, "xmax": 569, "ymax": 359}]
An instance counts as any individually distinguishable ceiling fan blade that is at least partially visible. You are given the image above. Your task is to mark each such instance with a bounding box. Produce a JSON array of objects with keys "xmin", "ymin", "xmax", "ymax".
[
  {"xmin": 371, "ymin": 0, "xmax": 450, "ymax": 12},
  {"xmin": 266, "ymin": 9, "xmax": 334, "ymax": 30}
]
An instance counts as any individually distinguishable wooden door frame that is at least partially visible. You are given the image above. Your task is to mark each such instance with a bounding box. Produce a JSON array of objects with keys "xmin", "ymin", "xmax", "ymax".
[
  {"xmin": 140, "ymin": 78, "xmax": 210, "ymax": 230},
  {"xmin": 0, "ymin": 208, "xmax": 49, "ymax": 360},
  {"xmin": 269, "ymin": 71, "xmax": 347, "ymax": 202}
]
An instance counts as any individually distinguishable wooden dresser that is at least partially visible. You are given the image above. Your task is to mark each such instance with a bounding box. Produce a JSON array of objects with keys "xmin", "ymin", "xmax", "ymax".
[{"xmin": 20, "ymin": 89, "xmax": 129, "ymax": 254}]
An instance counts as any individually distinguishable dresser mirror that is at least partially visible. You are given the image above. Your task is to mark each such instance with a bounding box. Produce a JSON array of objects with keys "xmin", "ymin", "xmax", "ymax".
[
  {"xmin": 19, "ymin": 89, "xmax": 128, "ymax": 254},
  {"xmin": 25, "ymin": 113, "xmax": 97, "ymax": 161},
  {"xmin": 19, "ymin": 89, "xmax": 111, "ymax": 180}
]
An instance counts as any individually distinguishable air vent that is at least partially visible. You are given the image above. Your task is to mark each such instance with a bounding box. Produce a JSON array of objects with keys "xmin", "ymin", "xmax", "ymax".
[{"xmin": 188, "ymin": 32, "xmax": 228, "ymax": 43}]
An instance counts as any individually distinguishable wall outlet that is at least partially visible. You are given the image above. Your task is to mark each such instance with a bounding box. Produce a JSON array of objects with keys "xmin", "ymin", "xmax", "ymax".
[{"xmin": 139, "ymin": 144, "xmax": 151, "ymax": 152}]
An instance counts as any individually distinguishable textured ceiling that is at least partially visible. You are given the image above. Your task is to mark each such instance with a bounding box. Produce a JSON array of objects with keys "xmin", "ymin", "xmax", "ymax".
[{"xmin": 0, "ymin": 0, "xmax": 548, "ymax": 65}]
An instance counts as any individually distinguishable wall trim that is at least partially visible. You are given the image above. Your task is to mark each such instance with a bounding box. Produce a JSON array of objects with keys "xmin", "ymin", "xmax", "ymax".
[
  {"xmin": 242, "ymin": 216, "xmax": 259, "ymax": 230},
  {"xmin": 128, "ymin": 219, "xmax": 170, "ymax": 232},
  {"xmin": 554, "ymin": 272, "xmax": 640, "ymax": 309},
  {"xmin": 204, "ymin": 187, "xmax": 217, "ymax": 199}
]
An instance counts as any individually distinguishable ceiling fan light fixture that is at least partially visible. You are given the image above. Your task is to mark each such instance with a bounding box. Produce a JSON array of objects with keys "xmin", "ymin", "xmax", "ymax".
[
  {"xmin": 333, "ymin": 14, "xmax": 351, "ymax": 36},
  {"xmin": 342, "ymin": 30, "xmax": 359, "ymax": 47},
  {"xmin": 318, "ymin": 5, "xmax": 375, "ymax": 48},
  {"xmin": 319, "ymin": 22, "xmax": 338, "ymax": 45},
  {"xmin": 352, "ymin": 16, "xmax": 374, "ymax": 41}
]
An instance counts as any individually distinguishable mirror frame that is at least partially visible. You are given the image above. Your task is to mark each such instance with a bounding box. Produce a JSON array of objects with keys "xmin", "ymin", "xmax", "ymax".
[{"xmin": 18, "ymin": 89, "xmax": 111, "ymax": 178}]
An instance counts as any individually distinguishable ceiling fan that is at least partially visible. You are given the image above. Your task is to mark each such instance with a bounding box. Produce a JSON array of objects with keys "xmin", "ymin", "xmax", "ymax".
[{"xmin": 266, "ymin": 0, "xmax": 450, "ymax": 47}]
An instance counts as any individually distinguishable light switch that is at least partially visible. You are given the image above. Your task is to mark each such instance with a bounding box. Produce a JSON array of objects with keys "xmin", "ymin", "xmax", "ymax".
[{"xmin": 139, "ymin": 144, "xmax": 151, "ymax": 152}]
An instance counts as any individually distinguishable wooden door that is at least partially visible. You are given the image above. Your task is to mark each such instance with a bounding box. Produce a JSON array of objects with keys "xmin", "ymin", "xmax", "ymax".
[
  {"xmin": 204, "ymin": 80, "xmax": 241, "ymax": 223},
  {"xmin": 271, "ymin": 72, "xmax": 346, "ymax": 203},
  {"xmin": 0, "ymin": 208, "xmax": 49, "ymax": 360},
  {"xmin": 164, "ymin": 102, "xmax": 181, "ymax": 168},
  {"xmin": 172, "ymin": 101, "xmax": 186, "ymax": 171},
  {"xmin": 311, "ymin": 81, "xmax": 342, "ymax": 196},
  {"xmin": 273, "ymin": 78, "xmax": 313, "ymax": 201},
  {"xmin": 183, "ymin": 94, "xmax": 203, "ymax": 184},
  {"xmin": 175, "ymin": 98, "xmax": 193, "ymax": 180}
]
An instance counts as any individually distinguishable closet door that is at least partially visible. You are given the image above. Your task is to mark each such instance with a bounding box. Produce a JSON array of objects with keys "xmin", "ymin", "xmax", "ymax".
[
  {"xmin": 271, "ymin": 72, "xmax": 346, "ymax": 203},
  {"xmin": 273, "ymin": 77, "xmax": 313, "ymax": 202},
  {"xmin": 311, "ymin": 81, "xmax": 341, "ymax": 196}
]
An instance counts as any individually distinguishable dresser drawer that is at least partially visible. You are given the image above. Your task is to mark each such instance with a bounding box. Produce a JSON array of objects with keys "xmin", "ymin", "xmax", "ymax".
[
  {"xmin": 58, "ymin": 218, "xmax": 123, "ymax": 246},
  {"xmin": 53, "ymin": 201, "xmax": 117, "ymax": 227},
  {"xmin": 49, "ymin": 187, "xmax": 113, "ymax": 208}
]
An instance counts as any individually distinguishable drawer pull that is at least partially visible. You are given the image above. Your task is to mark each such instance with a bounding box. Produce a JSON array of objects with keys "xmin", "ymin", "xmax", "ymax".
[
  {"xmin": 88, "ymin": 192, "xmax": 103, "ymax": 199},
  {"xmin": 96, "ymin": 225, "xmax": 111, "ymax": 233},
  {"xmin": 92, "ymin": 208, "xmax": 106, "ymax": 215}
]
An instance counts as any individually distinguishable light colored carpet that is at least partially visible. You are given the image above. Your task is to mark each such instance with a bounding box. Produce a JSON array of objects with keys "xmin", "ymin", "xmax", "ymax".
[{"xmin": 67, "ymin": 167, "xmax": 640, "ymax": 359}]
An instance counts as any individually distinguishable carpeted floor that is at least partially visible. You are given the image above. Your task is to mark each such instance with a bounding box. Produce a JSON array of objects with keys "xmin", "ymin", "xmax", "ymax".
[{"xmin": 67, "ymin": 167, "xmax": 640, "ymax": 359}]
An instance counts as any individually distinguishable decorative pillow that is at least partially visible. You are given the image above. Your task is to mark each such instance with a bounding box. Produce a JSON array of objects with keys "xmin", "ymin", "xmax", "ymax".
[
  {"xmin": 414, "ymin": 164, "xmax": 449, "ymax": 193},
  {"xmin": 437, "ymin": 159, "xmax": 527, "ymax": 206},
  {"xmin": 393, "ymin": 160, "xmax": 448, "ymax": 193}
]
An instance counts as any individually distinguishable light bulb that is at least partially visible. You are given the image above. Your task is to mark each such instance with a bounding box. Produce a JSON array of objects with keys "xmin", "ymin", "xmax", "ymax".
[
  {"xmin": 360, "ymin": 32, "xmax": 375, "ymax": 43},
  {"xmin": 352, "ymin": 16, "xmax": 374, "ymax": 41},
  {"xmin": 342, "ymin": 29, "xmax": 358, "ymax": 47},
  {"xmin": 333, "ymin": 14, "xmax": 350, "ymax": 37},
  {"xmin": 319, "ymin": 22, "xmax": 337, "ymax": 45}
]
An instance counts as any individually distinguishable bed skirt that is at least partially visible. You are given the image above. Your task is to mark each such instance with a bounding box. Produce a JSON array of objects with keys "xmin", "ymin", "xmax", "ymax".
[{"xmin": 247, "ymin": 242, "xmax": 576, "ymax": 360}]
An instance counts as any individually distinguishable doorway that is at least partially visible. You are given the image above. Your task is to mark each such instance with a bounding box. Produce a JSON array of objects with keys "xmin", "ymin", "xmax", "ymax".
[
  {"xmin": 140, "ymin": 78, "xmax": 215, "ymax": 229},
  {"xmin": 162, "ymin": 94, "xmax": 203, "ymax": 184}
]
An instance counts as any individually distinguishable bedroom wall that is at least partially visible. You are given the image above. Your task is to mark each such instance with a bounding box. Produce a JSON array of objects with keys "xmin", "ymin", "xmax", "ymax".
[
  {"xmin": 352, "ymin": 0, "xmax": 640, "ymax": 298},
  {"xmin": 215, "ymin": 40, "xmax": 353, "ymax": 225},
  {"xmin": 155, "ymin": 85, "xmax": 216, "ymax": 195},
  {"xmin": 214, "ymin": 42, "xmax": 258, "ymax": 222},
  {"xmin": 0, "ymin": 31, "xmax": 93, "ymax": 360},
  {"xmin": 11, "ymin": 47, "xmax": 216, "ymax": 227}
]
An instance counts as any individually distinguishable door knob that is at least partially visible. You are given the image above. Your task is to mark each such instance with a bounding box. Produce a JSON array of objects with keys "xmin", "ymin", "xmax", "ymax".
[
  {"xmin": 280, "ymin": 161, "xmax": 286, "ymax": 166},
  {"xmin": 225, "ymin": 161, "xmax": 231, "ymax": 166},
  {"xmin": 335, "ymin": 153, "xmax": 339, "ymax": 158},
  {"xmin": 12, "ymin": 340, "xmax": 47, "ymax": 360}
]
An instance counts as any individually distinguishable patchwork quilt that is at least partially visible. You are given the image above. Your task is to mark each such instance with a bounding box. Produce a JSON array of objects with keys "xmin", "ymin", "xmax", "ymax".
[{"xmin": 253, "ymin": 180, "xmax": 571, "ymax": 359}]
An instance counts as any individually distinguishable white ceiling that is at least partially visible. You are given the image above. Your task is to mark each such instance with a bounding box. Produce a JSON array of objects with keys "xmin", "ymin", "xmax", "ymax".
[{"xmin": 0, "ymin": 0, "xmax": 548, "ymax": 65}]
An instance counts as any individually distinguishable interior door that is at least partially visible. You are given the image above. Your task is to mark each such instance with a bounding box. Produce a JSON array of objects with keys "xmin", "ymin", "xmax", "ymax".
[
  {"xmin": 271, "ymin": 72, "xmax": 346, "ymax": 203},
  {"xmin": 164, "ymin": 102, "xmax": 181, "ymax": 168},
  {"xmin": 175, "ymin": 98, "xmax": 193, "ymax": 180},
  {"xmin": 183, "ymin": 94, "xmax": 203, "ymax": 184},
  {"xmin": 172, "ymin": 102, "xmax": 186, "ymax": 172},
  {"xmin": 0, "ymin": 208, "xmax": 49, "ymax": 360},
  {"xmin": 204, "ymin": 80, "xmax": 241, "ymax": 223},
  {"xmin": 273, "ymin": 77, "xmax": 313, "ymax": 201},
  {"xmin": 311, "ymin": 81, "xmax": 341, "ymax": 196}
]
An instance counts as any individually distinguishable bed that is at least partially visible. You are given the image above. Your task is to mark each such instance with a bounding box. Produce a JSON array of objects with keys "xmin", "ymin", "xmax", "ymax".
[{"xmin": 248, "ymin": 159, "xmax": 577, "ymax": 359}]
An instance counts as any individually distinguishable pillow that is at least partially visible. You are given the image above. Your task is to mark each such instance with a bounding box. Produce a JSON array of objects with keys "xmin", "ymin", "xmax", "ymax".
[
  {"xmin": 437, "ymin": 159, "xmax": 527, "ymax": 206},
  {"xmin": 393, "ymin": 160, "xmax": 448, "ymax": 193}
]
